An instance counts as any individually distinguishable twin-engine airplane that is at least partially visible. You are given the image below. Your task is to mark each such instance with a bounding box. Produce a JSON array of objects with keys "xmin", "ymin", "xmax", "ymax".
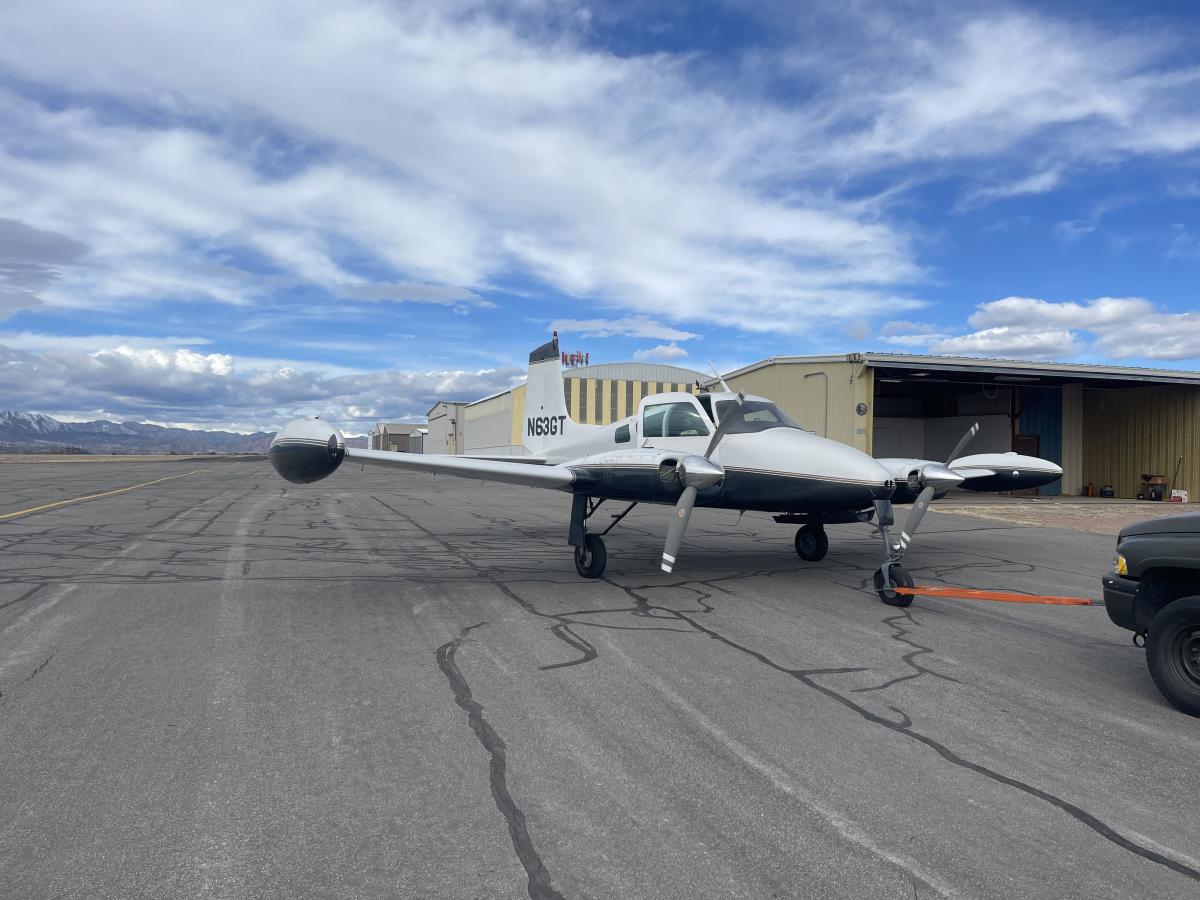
[{"xmin": 269, "ymin": 334, "xmax": 1061, "ymax": 607}]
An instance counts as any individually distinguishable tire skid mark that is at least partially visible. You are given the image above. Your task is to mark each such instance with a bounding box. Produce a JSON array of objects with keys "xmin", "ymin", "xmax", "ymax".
[{"xmin": 437, "ymin": 623, "xmax": 565, "ymax": 900}]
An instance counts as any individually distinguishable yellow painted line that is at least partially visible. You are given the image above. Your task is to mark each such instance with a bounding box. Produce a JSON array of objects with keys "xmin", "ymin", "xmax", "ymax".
[{"xmin": 0, "ymin": 466, "xmax": 223, "ymax": 522}]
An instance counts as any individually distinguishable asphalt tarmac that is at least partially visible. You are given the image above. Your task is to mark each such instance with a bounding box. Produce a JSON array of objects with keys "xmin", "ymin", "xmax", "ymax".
[{"xmin": 1, "ymin": 460, "xmax": 1197, "ymax": 899}]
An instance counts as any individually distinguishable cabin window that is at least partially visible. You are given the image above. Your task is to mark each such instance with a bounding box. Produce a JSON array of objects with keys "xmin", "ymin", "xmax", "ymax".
[
  {"xmin": 615, "ymin": 424, "xmax": 631, "ymax": 444},
  {"xmin": 643, "ymin": 402, "xmax": 710, "ymax": 438}
]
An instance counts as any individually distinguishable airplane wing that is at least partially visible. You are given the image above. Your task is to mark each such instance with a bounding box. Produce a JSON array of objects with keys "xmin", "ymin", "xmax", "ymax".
[{"xmin": 346, "ymin": 447, "xmax": 574, "ymax": 490}]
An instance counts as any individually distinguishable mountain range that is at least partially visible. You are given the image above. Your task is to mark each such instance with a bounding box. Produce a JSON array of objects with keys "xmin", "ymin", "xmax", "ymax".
[{"xmin": 0, "ymin": 411, "xmax": 366, "ymax": 455}]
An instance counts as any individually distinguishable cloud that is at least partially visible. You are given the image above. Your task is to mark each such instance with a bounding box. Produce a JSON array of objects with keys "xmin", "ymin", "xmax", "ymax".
[
  {"xmin": 0, "ymin": 218, "xmax": 88, "ymax": 264},
  {"xmin": 550, "ymin": 316, "xmax": 701, "ymax": 341},
  {"xmin": 632, "ymin": 341, "xmax": 688, "ymax": 361},
  {"xmin": 340, "ymin": 282, "xmax": 493, "ymax": 306},
  {"xmin": 1054, "ymin": 219, "xmax": 1097, "ymax": 243},
  {"xmin": 880, "ymin": 320, "xmax": 944, "ymax": 337},
  {"xmin": 0, "ymin": 2, "xmax": 1195, "ymax": 364},
  {"xmin": 0, "ymin": 1, "xmax": 933, "ymax": 331},
  {"xmin": 961, "ymin": 169, "xmax": 1062, "ymax": 207},
  {"xmin": 0, "ymin": 218, "xmax": 89, "ymax": 315},
  {"xmin": 891, "ymin": 296, "xmax": 1200, "ymax": 361},
  {"xmin": 0, "ymin": 331, "xmax": 210, "ymax": 352},
  {"xmin": 1168, "ymin": 224, "xmax": 1200, "ymax": 259},
  {"xmin": 931, "ymin": 326, "xmax": 1082, "ymax": 359},
  {"xmin": 0, "ymin": 339, "xmax": 523, "ymax": 432}
]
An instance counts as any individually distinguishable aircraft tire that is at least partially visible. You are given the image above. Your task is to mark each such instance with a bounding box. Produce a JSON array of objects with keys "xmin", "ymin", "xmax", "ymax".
[
  {"xmin": 874, "ymin": 564, "xmax": 914, "ymax": 607},
  {"xmin": 1146, "ymin": 596, "xmax": 1200, "ymax": 717},
  {"xmin": 574, "ymin": 534, "xmax": 607, "ymax": 579},
  {"xmin": 794, "ymin": 524, "xmax": 829, "ymax": 562}
]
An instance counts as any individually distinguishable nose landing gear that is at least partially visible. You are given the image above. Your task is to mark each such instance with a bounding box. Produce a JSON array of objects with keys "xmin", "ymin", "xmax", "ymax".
[{"xmin": 873, "ymin": 499, "xmax": 914, "ymax": 607}]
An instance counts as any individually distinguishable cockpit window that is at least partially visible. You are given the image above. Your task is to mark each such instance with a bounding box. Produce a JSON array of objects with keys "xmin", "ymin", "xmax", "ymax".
[
  {"xmin": 714, "ymin": 399, "xmax": 800, "ymax": 434},
  {"xmin": 643, "ymin": 402, "xmax": 711, "ymax": 438}
]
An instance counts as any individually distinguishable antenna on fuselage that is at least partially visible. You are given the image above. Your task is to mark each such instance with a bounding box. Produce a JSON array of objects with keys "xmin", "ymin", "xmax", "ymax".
[{"xmin": 708, "ymin": 360, "xmax": 732, "ymax": 393}]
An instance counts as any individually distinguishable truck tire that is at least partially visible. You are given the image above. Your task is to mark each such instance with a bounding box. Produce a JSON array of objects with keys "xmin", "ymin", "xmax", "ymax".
[{"xmin": 1146, "ymin": 596, "xmax": 1200, "ymax": 717}]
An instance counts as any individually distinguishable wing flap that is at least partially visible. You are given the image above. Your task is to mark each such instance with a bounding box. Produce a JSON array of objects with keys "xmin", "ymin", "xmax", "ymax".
[{"xmin": 346, "ymin": 448, "xmax": 574, "ymax": 490}]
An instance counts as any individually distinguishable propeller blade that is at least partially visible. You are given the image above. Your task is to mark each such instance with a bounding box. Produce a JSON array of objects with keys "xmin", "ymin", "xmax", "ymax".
[
  {"xmin": 661, "ymin": 394, "xmax": 741, "ymax": 575},
  {"xmin": 945, "ymin": 421, "xmax": 980, "ymax": 465},
  {"xmin": 703, "ymin": 391, "xmax": 744, "ymax": 458},
  {"xmin": 896, "ymin": 485, "xmax": 936, "ymax": 552},
  {"xmin": 661, "ymin": 485, "xmax": 699, "ymax": 573}
]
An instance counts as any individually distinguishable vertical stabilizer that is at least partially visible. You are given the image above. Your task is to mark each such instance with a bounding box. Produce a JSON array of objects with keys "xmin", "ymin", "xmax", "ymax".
[{"xmin": 523, "ymin": 331, "xmax": 573, "ymax": 455}]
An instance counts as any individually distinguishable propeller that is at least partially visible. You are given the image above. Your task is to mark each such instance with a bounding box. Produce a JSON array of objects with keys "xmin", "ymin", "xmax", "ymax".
[
  {"xmin": 895, "ymin": 422, "xmax": 979, "ymax": 553},
  {"xmin": 945, "ymin": 421, "xmax": 980, "ymax": 467},
  {"xmin": 906, "ymin": 421, "xmax": 979, "ymax": 495},
  {"xmin": 660, "ymin": 393, "xmax": 744, "ymax": 573}
]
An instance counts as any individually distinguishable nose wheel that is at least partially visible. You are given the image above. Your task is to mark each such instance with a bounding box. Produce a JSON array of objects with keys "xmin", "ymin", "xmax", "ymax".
[
  {"xmin": 794, "ymin": 524, "xmax": 829, "ymax": 562},
  {"xmin": 875, "ymin": 563, "xmax": 913, "ymax": 607},
  {"xmin": 871, "ymin": 499, "xmax": 915, "ymax": 606}
]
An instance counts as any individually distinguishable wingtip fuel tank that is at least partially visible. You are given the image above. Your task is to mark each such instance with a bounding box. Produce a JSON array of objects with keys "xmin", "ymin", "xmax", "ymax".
[{"xmin": 269, "ymin": 417, "xmax": 345, "ymax": 484}]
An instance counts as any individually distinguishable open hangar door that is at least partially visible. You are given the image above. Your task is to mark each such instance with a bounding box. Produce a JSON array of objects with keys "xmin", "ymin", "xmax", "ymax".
[{"xmin": 868, "ymin": 363, "xmax": 1065, "ymax": 496}]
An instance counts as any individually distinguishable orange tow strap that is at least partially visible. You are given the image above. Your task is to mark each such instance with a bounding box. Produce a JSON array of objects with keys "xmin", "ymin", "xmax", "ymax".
[{"xmin": 896, "ymin": 586, "xmax": 1093, "ymax": 606}]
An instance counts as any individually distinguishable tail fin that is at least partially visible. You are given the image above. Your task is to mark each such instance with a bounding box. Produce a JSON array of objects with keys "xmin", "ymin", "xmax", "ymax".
[{"xmin": 522, "ymin": 332, "xmax": 573, "ymax": 455}]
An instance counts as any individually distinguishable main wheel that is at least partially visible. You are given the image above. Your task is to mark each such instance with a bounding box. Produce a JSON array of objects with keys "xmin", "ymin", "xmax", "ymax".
[
  {"xmin": 574, "ymin": 534, "xmax": 607, "ymax": 579},
  {"xmin": 1146, "ymin": 596, "xmax": 1200, "ymax": 716},
  {"xmin": 874, "ymin": 563, "xmax": 914, "ymax": 607},
  {"xmin": 794, "ymin": 524, "xmax": 829, "ymax": 562}
]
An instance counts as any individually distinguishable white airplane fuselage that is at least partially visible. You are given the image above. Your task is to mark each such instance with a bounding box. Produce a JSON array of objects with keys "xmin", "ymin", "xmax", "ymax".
[{"xmin": 531, "ymin": 390, "xmax": 895, "ymax": 514}]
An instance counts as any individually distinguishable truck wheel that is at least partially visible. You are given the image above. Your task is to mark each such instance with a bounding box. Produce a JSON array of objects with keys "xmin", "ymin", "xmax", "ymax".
[{"xmin": 1146, "ymin": 596, "xmax": 1200, "ymax": 717}]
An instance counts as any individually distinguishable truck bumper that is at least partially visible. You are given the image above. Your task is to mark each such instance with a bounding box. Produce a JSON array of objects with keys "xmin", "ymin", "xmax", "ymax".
[{"xmin": 1102, "ymin": 574, "xmax": 1139, "ymax": 630}]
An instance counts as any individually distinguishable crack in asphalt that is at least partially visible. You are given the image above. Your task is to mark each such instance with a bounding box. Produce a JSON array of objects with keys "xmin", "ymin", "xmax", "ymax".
[
  {"xmin": 851, "ymin": 610, "xmax": 962, "ymax": 694},
  {"xmin": 436, "ymin": 622, "xmax": 565, "ymax": 900},
  {"xmin": 604, "ymin": 580, "xmax": 1200, "ymax": 886}
]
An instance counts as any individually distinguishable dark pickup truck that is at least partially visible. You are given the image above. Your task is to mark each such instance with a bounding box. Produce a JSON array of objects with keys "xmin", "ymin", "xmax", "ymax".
[{"xmin": 1103, "ymin": 510, "xmax": 1200, "ymax": 716}]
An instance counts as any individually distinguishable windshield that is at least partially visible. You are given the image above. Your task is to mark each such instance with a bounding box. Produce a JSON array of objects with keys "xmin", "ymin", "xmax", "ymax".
[
  {"xmin": 714, "ymin": 399, "xmax": 800, "ymax": 434},
  {"xmin": 643, "ymin": 402, "xmax": 711, "ymax": 438}
]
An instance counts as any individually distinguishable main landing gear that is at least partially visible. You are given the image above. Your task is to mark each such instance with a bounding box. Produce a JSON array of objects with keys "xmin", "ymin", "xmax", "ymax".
[
  {"xmin": 574, "ymin": 534, "xmax": 607, "ymax": 578},
  {"xmin": 568, "ymin": 496, "xmax": 637, "ymax": 579},
  {"xmin": 872, "ymin": 499, "xmax": 913, "ymax": 607},
  {"xmin": 794, "ymin": 523, "xmax": 829, "ymax": 562}
]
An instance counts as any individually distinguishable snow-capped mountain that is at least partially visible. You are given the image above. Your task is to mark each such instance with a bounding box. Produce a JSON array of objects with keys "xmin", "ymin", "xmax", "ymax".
[{"xmin": 0, "ymin": 411, "xmax": 273, "ymax": 454}]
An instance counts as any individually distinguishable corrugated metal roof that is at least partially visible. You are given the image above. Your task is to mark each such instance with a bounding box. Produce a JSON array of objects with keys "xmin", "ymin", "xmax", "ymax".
[
  {"xmin": 563, "ymin": 361, "xmax": 706, "ymax": 382},
  {"xmin": 720, "ymin": 352, "xmax": 1200, "ymax": 386},
  {"xmin": 425, "ymin": 400, "xmax": 470, "ymax": 417}
]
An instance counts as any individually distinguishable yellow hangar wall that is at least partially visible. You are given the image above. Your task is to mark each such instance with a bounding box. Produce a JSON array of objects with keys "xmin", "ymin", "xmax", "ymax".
[
  {"xmin": 504, "ymin": 378, "xmax": 699, "ymax": 444},
  {"xmin": 1083, "ymin": 384, "xmax": 1200, "ymax": 500},
  {"xmin": 723, "ymin": 360, "xmax": 873, "ymax": 453}
]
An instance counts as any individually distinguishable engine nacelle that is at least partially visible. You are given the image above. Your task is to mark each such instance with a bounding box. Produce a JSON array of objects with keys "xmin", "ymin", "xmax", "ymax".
[{"xmin": 269, "ymin": 417, "xmax": 345, "ymax": 484}]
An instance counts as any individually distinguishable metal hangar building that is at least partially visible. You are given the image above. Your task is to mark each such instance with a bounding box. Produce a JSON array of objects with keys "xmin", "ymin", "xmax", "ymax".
[
  {"xmin": 451, "ymin": 362, "xmax": 707, "ymax": 457},
  {"xmin": 718, "ymin": 353, "xmax": 1200, "ymax": 499}
]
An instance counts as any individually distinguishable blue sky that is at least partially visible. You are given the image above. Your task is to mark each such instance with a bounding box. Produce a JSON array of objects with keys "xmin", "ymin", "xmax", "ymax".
[{"xmin": 0, "ymin": 0, "xmax": 1198, "ymax": 433}]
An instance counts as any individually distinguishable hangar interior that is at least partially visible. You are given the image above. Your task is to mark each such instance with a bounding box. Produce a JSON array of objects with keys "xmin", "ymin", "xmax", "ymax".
[{"xmin": 722, "ymin": 353, "xmax": 1200, "ymax": 500}]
